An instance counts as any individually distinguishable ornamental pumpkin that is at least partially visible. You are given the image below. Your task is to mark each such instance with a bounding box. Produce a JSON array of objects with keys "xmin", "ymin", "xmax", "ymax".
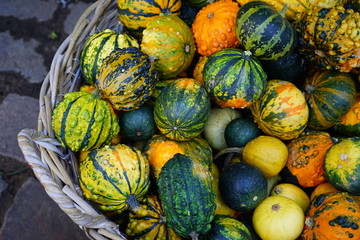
[
  {"xmin": 334, "ymin": 93, "xmax": 360, "ymax": 136},
  {"xmin": 191, "ymin": 0, "xmax": 240, "ymax": 56},
  {"xmin": 96, "ymin": 47, "xmax": 159, "ymax": 111},
  {"xmin": 80, "ymin": 28, "xmax": 139, "ymax": 85},
  {"xmin": 303, "ymin": 70, "xmax": 356, "ymax": 130},
  {"xmin": 270, "ymin": 183, "xmax": 310, "ymax": 212},
  {"xmin": 235, "ymin": 1, "xmax": 298, "ymax": 60},
  {"xmin": 126, "ymin": 194, "xmax": 182, "ymax": 239},
  {"xmin": 302, "ymin": 192, "xmax": 360, "ymax": 240},
  {"xmin": 193, "ymin": 56, "xmax": 208, "ymax": 85},
  {"xmin": 251, "ymin": 79, "xmax": 309, "ymax": 140},
  {"xmin": 79, "ymin": 144, "xmax": 150, "ymax": 213},
  {"xmin": 295, "ymin": 6, "xmax": 360, "ymax": 72},
  {"xmin": 154, "ymin": 78, "xmax": 211, "ymax": 141},
  {"xmin": 203, "ymin": 48, "xmax": 267, "ymax": 109},
  {"xmin": 116, "ymin": 0, "xmax": 181, "ymax": 33},
  {"xmin": 309, "ymin": 182, "xmax": 341, "ymax": 201},
  {"xmin": 285, "ymin": 131, "xmax": 334, "ymax": 188},
  {"xmin": 52, "ymin": 91, "xmax": 119, "ymax": 152},
  {"xmin": 141, "ymin": 14, "xmax": 196, "ymax": 80}
]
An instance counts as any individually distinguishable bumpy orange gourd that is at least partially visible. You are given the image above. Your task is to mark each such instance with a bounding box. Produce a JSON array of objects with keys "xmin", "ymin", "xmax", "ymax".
[{"xmin": 191, "ymin": 0, "xmax": 240, "ymax": 56}]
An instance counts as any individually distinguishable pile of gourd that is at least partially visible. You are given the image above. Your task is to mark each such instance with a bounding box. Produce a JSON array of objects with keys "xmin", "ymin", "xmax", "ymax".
[{"xmin": 51, "ymin": 0, "xmax": 360, "ymax": 239}]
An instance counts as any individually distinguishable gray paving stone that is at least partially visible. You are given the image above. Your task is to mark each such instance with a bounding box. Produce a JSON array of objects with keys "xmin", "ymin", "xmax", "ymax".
[
  {"xmin": 0, "ymin": 94, "xmax": 39, "ymax": 163},
  {"xmin": 0, "ymin": 177, "xmax": 88, "ymax": 240},
  {"xmin": 64, "ymin": 2, "xmax": 94, "ymax": 35},
  {"xmin": 0, "ymin": 32, "xmax": 47, "ymax": 83},
  {"xmin": 0, "ymin": 0, "xmax": 58, "ymax": 22}
]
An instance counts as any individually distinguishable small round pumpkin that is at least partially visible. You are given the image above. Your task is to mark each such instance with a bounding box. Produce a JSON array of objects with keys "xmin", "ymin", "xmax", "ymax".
[
  {"xmin": 191, "ymin": 0, "xmax": 240, "ymax": 56},
  {"xmin": 270, "ymin": 183, "xmax": 310, "ymax": 212}
]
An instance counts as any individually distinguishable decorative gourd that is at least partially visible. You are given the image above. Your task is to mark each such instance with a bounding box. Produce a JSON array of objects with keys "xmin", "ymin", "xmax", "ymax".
[
  {"xmin": 193, "ymin": 56, "xmax": 208, "ymax": 85},
  {"xmin": 119, "ymin": 104, "xmax": 157, "ymax": 141},
  {"xmin": 251, "ymin": 79, "xmax": 309, "ymax": 140},
  {"xmin": 203, "ymin": 48, "xmax": 267, "ymax": 108},
  {"xmin": 334, "ymin": 93, "xmax": 360, "ymax": 136},
  {"xmin": 96, "ymin": 47, "xmax": 159, "ymax": 111},
  {"xmin": 235, "ymin": 1, "xmax": 297, "ymax": 60},
  {"xmin": 242, "ymin": 135, "xmax": 288, "ymax": 178},
  {"xmin": 252, "ymin": 195, "xmax": 305, "ymax": 240},
  {"xmin": 224, "ymin": 117, "xmax": 262, "ymax": 148},
  {"xmin": 303, "ymin": 70, "xmax": 356, "ymax": 130},
  {"xmin": 295, "ymin": 6, "xmax": 360, "ymax": 72},
  {"xmin": 302, "ymin": 192, "xmax": 360, "ymax": 239},
  {"xmin": 157, "ymin": 153, "xmax": 216, "ymax": 239},
  {"xmin": 203, "ymin": 107, "xmax": 241, "ymax": 151},
  {"xmin": 143, "ymin": 134, "xmax": 212, "ymax": 178},
  {"xmin": 80, "ymin": 28, "xmax": 139, "ymax": 85},
  {"xmin": 310, "ymin": 182, "xmax": 340, "ymax": 201},
  {"xmin": 285, "ymin": 131, "xmax": 334, "ymax": 188},
  {"xmin": 52, "ymin": 91, "xmax": 120, "ymax": 152},
  {"xmin": 191, "ymin": 0, "xmax": 240, "ymax": 57},
  {"xmin": 324, "ymin": 137, "xmax": 360, "ymax": 195},
  {"xmin": 126, "ymin": 194, "xmax": 182, "ymax": 239},
  {"xmin": 116, "ymin": 0, "xmax": 181, "ymax": 33},
  {"xmin": 270, "ymin": 183, "xmax": 310, "ymax": 212},
  {"xmin": 141, "ymin": 14, "xmax": 196, "ymax": 80},
  {"xmin": 219, "ymin": 161, "xmax": 268, "ymax": 212},
  {"xmin": 147, "ymin": 79, "xmax": 175, "ymax": 106},
  {"xmin": 200, "ymin": 215, "xmax": 252, "ymax": 240},
  {"xmin": 79, "ymin": 144, "xmax": 150, "ymax": 213},
  {"xmin": 154, "ymin": 78, "xmax": 211, "ymax": 141}
]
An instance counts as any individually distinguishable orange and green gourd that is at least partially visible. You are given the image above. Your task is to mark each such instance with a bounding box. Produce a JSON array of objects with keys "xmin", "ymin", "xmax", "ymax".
[
  {"xmin": 251, "ymin": 79, "xmax": 309, "ymax": 140},
  {"xmin": 116, "ymin": 0, "xmax": 181, "ymax": 33},
  {"xmin": 191, "ymin": 0, "xmax": 240, "ymax": 57},
  {"xmin": 334, "ymin": 93, "xmax": 360, "ymax": 137},
  {"xmin": 193, "ymin": 56, "xmax": 208, "ymax": 85},
  {"xmin": 79, "ymin": 144, "xmax": 150, "ymax": 213},
  {"xmin": 295, "ymin": 6, "xmax": 360, "ymax": 72},
  {"xmin": 79, "ymin": 28, "xmax": 139, "ymax": 85},
  {"xmin": 96, "ymin": 47, "xmax": 159, "ymax": 111},
  {"xmin": 51, "ymin": 91, "xmax": 119, "ymax": 152},
  {"xmin": 141, "ymin": 14, "xmax": 196, "ymax": 80}
]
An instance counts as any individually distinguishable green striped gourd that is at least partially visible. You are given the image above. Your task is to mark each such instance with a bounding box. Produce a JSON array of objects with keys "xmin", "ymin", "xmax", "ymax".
[
  {"xmin": 96, "ymin": 47, "xmax": 159, "ymax": 111},
  {"xmin": 154, "ymin": 78, "xmax": 211, "ymax": 141},
  {"xmin": 117, "ymin": 0, "xmax": 181, "ymax": 33},
  {"xmin": 251, "ymin": 79, "xmax": 309, "ymax": 140},
  {"xmin": 79, "ymin": 144, "xmax": 150, "ymax": 213},
  {"xmin": 147, "ymin": 79, "xmax": 175, "ymax": 106},
  {"xmin": 157, "ymin": 153, "xmax": 216, "ymax": 239},
  {"xmin": 80, "ymin": 29, "xmax": 139, "ymax": 85},
  {"xmin": 304, "ymin": 71, "xmax": 356, "ymax": 130},
  {"xmin": 141, "ymin": 14, "xmax": 196, "ymax": 79},
  {"xmin": 51, "ymin": 91, "xmax": 119, "ymax": 152},
  {"xmin": 203, "ymin": 48, "xmax": 267, "ymax": 109},
  {"xmin": 235, "ymin": 1, "xmax": 297, "ymax": 60}
]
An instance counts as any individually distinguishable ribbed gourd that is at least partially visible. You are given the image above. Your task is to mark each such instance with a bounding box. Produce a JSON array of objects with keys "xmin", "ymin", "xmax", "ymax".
[
  {"xmin": 52, "ymin": 91, "xmax": 119, "ymax": 152},
  {"xmin": 96, "ymin": 47, "xmax": 159, "ymax": 111},
  {"xmin": 203, "ymin": 48, "xmax": 267, "ymax": 109},
  {"xmin": 116, "ymin": 0, "xmax": 181, "ymax": 33},
  {"xmin": 295, "ymin": 6, "xmax": 360, "ymax": 72},
  {"xmin": 235, "ymin": 1, "xmax": 298, "ymax": 60},
  {"xmin": 141, "ymin": 14, "xmax": 196, "ymax": 80},
  {"xmin": 79, "ymin": 144, "xmax": 150, "ymax": 213},
  {"xmin": 80, "ymin": 28, "xmax": 139, "ymax": 85},
  {"xmin": 157, "ymin": 153, "xmax": 216, "ymax": 239}
]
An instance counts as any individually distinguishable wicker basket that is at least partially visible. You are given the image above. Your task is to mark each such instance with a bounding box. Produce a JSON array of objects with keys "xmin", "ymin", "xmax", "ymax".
[{"xmin": 17, "ymin": 0, "xmax": 129, "ymax": 239}]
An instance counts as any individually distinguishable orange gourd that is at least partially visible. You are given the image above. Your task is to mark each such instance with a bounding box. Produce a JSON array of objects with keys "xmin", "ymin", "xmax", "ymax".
[
  {"xmin": 191, "ymin": 0, "xmax": 240, "ymax": 56},
  {"xmin": 310, "ymin": 182, "xmax": 340, "ymax": 201},
  {"xmin": 193, "ymin": 56, "xmax": 208, "ymax": 85}
]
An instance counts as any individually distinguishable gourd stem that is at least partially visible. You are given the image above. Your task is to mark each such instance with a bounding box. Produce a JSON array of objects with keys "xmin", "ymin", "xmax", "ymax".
[
  {"xmin": 304, "ymin": 84, "xmax": 316, "ymax": 94},
  {"xmin": 115, "ymin": 21, "xmax": 124, "ymax": 34},
  {"xmin": 279, "ymin": 3, "xmax": 289, "ymax": 18},
  {"xmin": 189, "ymin": 231, "xmax": 199, "ymax": 240},
  {"xmin": 126, "ymin": 194, "xmax": 141, "ymax": 211}
]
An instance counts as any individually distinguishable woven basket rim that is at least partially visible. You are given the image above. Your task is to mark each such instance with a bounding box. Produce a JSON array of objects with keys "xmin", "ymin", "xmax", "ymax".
[{"xmin": 17, "ymin": 0, "xmax": 129, "ymax": 239}]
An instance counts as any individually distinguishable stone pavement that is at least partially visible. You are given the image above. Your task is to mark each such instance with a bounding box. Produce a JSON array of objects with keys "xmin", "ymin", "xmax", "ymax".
[{"xmin": 0, "ymin": 0, "xmax": 97, "ymax": 239}]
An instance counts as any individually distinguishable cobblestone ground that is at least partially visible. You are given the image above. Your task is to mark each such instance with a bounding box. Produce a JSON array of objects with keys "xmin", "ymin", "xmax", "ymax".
[{"xmin": 0, "ymin": 1, "xmax": 96, "ymax": 239}]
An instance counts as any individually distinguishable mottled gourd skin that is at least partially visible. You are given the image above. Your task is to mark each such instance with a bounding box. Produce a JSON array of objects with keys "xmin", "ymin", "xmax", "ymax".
[
  {"xmin": 157, "ymin": 153, "xmax": 216, "ymax": 238},
  {"xmin": 334, "ymin": 93, "xmax": 360, "ymax": 136},
  {"xmin": 117, "ymin": 0, "xmax": 181, "ymax": 33},
  {"xmin": 235, "ymin": 1, "xmax": 298, "ymax": 60},
  {"xmin": 154, "ymin": 78, "xmax": 211, "ymax": 141},
  {"xmin": 52, "ymin": 91, "xmax": 119, "ymax": 152},
  {"xmin": 96, "ymin": 47, "xmax": 159, "ymax": 111},
  {"xmin": 126, "ymin": 194, "xmax": 182, "ymax": 240},
  {"xmin": 295, "ymin": 6, "xmax": 360, "ymax": 72},
  {"xmin": 141, "ymin": 14, "xmax": 196, "ymax": 80},
  {"xmin": 80, "ymin": 29, "xmax": 139, "ymax": 85},
  {"xmin": 79, "ymin": 144, "xmax": 150, "ymax": 213},
  {"xmin": 203, "ymin": 48, "xmax": 267, "ymax": 109}
]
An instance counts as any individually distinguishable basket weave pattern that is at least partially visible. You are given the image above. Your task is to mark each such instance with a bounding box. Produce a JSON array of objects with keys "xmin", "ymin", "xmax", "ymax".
[{"xmin": 17, "ymin": 0, "xmax": 128, "ymax": 239}]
